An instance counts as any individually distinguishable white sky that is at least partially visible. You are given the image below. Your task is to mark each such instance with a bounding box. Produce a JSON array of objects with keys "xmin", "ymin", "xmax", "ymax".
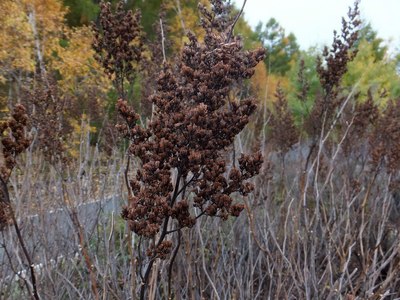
[{"xmin": 233, "ymin": 0, "xmax": 400, "ymax": 51}]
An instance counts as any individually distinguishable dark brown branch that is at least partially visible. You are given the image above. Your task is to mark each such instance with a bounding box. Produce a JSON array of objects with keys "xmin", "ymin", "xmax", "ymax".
[
  {"xmin": 125, "ymin": 155, "xmax": 132, "ymax": 198},
  {"xmin": 168, "ymin": 230, "xmax": 182, "ymax": 298},
  {"xmin": 227, "ymin": 0, "xmax": 247, "ymax": 42},
  {"xmin": 1, "ymin": 233, "xmax": 32, "ymax": 297},
  {"xmin": 0, "ymin": 177, "xmax": 39, "ymax": 300}
]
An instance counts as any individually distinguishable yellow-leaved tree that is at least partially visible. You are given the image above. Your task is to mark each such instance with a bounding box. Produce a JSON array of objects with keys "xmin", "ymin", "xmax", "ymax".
[
  {"xmin": 51, "ymin": 25, "xmax": 111, "ymax": 119},
  {"xmin": 0, "ymin": 0, "xmax": 34, "ymax": 112},
  {"xmin": 343, "ymin": 39, "xmax": 400, "ymax": 107},
  {"xmin": 164, "ymin": 0, "xmax": 208, "ymax": 51},
  {"xmin": 1, "ymin": 0, "xmax": 111, "ymax": 157},
  {"xmin": 0, "ymin": 1, "xmax": 34, "ymax": 78}
]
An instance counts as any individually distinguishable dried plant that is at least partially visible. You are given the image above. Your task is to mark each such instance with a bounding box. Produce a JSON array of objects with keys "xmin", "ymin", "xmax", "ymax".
[
  {"xmin": 304, "ymin": 1, "xmax": 360, "ymax": 140},
  {"xmin": 0, "ymin": 104, "xmax": 40, "ymax": 300},
  {"xmin": 23, "ymin": 79, "xmax": 100, "ymax": 299},
  {"xmin": 341, "ymin": 90, "xmax": 379, "ymax": 156},
  {"xmin": 296, "ymin": 59, "xmax": 311, "ymax": 103},
  {"xmin": 316, "ymin": 3, "xmax": 360, "ymax": 96},
  {"xmin": 268, "ymin": 85, "xmax": 298, "ymax": 154},
  {"xmin": 0, "ymin": 104, "xmax": 31, "ymax": 228},
  {"xmin": 116, "ymin": 0, "xmax": 264, "ymax": 297},
  {"xmin": 0, "ymin": 105, "xmax": 31, "ymax": 183},
  {"xmin": 24, "ymin": 78, "xmax": 71, "ymax": 165},
  {"xmin": 92, "ymin": 1, "xmax": 144, "ymax": 100},
  {"xmin": 1, "ymin": 0, "xmax": 399, "ymax": 299},
  {"xmin": 244, "ymin": 2, "xmax": 400, "ymax": 298},
  {"xmin": 369, "ymin": 99, "xmax": 400, "ymax": 174},
  {"xmin": 298, "ymin": 1, "xmax": 361, "ymax": 175}
]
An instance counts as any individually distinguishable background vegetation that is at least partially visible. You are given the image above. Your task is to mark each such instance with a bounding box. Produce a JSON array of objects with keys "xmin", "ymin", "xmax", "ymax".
[{"xmin": 1, "ymin": 0, "xmax": 400, "ymax": 299}]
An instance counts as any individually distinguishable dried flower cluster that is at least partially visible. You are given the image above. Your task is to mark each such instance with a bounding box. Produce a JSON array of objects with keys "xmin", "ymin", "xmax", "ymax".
[
  {"xmin": 296, "ymin": 59, "xmax": 310, "ymax": 103},
  {"xmin": 0, "ymin": 104, "xmax": 31, "ymax": 228},
  {"xmin": 0, "ymin": 105, "xmax": 31, "ymax": 181},
  {"xmin": 341, "ymin": 90, "xmax": 379, "ymax": 156},
  {"xmin": 304, "ymin": 2, "xmax": 361, "ymax": 138},
  {"xmin": 93, "ymin": 1, "xmax": 144, "ymax": 99},
  {"xmin": 146, "ymin": 240, "xmax": 173, "ymax": 260},
  {"xmin": 198, "ymin": 0, "xmax": 234, "ymax": 35},
  {"xmin": 268, "ymin": 86, "xmax": 298, "ymax": 153},
  {"xmin": 316, "ymin": 3, "xmax": 360, "ymax": 96},
  {"xmin": 24, "ymin": 79, "xmax": 70, "ymax": 165},
  {"xmin": 369, "ymin": 100, "xmax": 400, "ymax": 174},
  {"xmin": 118, "ymin": 0, "xmax": 264, "ymax": 253},
  {"xmin": 0, "ymin": 199, "xmax": 9, "ymax": 229}
]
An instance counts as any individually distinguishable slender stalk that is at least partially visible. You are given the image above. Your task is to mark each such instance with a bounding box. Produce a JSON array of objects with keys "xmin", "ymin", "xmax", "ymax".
[
  {"xmin": 139, "ymin": 257, "xmax": 156, "ymax": 300},
  {"xmin": 61, "ymin": 180, "xmax": 99, "ymax": 300},
  {"xmin": 0, "ymin": 177, "xmax": 39, "ymax": 300},
  {"xmin": 159, "ymin": 18, "xmax": 167, "ymax": 63},
  {"xmin": 227, "ymin": 0, "xmax": 247, "ymax": 42},
  {"xmin": 139, "ymin": 170, "xmax": 183, "ymax": 299},
  {"xmin": 168, "ymin": 230, "xmax": 182, "ymax": 299},
  {"xmin": 125, "ymin": 155, "xmax": 132, "ymax": 198}
]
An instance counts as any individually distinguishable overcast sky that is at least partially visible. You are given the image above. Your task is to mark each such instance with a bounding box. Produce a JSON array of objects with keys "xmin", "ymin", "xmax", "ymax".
[{"xmin": 233, "ymin": 0, "xmax": 400, "ymax": 51}]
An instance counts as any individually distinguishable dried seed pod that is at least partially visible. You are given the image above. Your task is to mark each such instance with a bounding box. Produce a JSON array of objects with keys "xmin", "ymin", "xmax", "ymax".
[
  {"xmin": 93, "ymin": 1, "xmax": 144, "ymax": 99},
  {"xmin": 1, "ymin": 104, "xmax": 31, "ymax": 229},
  {"xmin": 116, "ymin": 0, "xmax": 264, "ymax": 258}
]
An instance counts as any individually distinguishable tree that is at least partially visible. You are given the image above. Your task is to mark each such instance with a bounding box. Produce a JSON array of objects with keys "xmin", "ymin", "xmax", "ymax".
[
  {"xmin": 0, "ymin": 0, "xmax": 34, "ymax": 111},
  {"xmin": 256, "ymin": 18, "xmax": 299, "ymax": 76},
  {"xmin": 341, "ymin": 22, "xmax": 400, "ymax": 106},
  {"xmin": 343, "ymin": 39, "xmax": 400, "ymax": 107},
  {"xmin": 164, "ymin": 0, "xmax": 207, "ymax": 51},
  {"xmin": 0, "ymin": 0, "xmax": 112, "ymax": 156},
  {"xmin": 52, "ymin": 25, "xmax": 111, "ymax": 126},
  {"xmin": 0, "ymin": 0, "xmax": 34, "ymax": 78},
  {"xmin": 356, "ymin": 22, "xmax": 387, "ymax": 62},
  {"xmin": 287, "ymin": 47, "xmax": 322, "ymax": 125},
  {"xmin": 63, "ymin": 0, "xmax": 99, "ymax": 27}
]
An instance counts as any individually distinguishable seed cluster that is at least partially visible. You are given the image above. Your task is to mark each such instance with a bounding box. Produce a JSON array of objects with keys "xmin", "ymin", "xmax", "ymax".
[
  {"xmin": 117, "ymin": 0, "xmax": 264, "ymax": 257},
  {"xmin": 0, "ymin": 104, "xmax": 31, "ymax": 228},
  {"xmin": 93, "ymin": 1, "xmax": 144, "ymax": 99}
]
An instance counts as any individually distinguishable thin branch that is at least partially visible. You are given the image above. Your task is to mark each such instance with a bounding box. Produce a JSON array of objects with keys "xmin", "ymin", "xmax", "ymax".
[
  {"xmin": 124, "ymin": 155, "xmax": 132, "ymax": 198},
  {"xmin": 165, "ymin": 210, "xmax": 206, "ymax": 235},
  {"xmin": 0, "ymin": 177, "xmax": 39, "ymax": 300},
  {"xmin": 159, "ymin": 18, "xmax": 167, "ymax": 63},
  {"xmin": 168, "ymin": 230, "xmax": 182, "ymax": 298},
  {"xmin": 227, "ymin": 0, "xmax": 247, "ymax": 42}
]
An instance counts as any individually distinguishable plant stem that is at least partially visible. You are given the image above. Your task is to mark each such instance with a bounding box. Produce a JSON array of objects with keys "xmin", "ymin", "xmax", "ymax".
[
  {"xmin": 0, "ymin": 177, "xmax": 39, "ymax": 300},
  {"xmin": 139, "ymin": 170, "xmax": 183, "ymax": 299},
  {"xmin": 168, "ymin": 230, "xmax": 181, "ymax": 299}
]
